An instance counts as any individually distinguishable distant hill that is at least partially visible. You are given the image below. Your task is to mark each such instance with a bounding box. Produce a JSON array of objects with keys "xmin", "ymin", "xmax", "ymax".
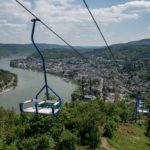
[
  {"xmin": 28, "ymin": 48, "xmax": 78, "ymax": 59},
  {"xmin": 0, "ymin": 44, "xmax": 34, "ymax": 58},
  {"xmin": 1, "ymin": 39, "xmax": 150, "ymax": 60},
  {"xmin": 87, "ymin": 39, "xmax": 150, "ymax": 60},
  {"xmin": 0, "ymin": 44, "xmax": 94, "ymax": 58},
  {"xmin": 127, "ymin": 39, "xmax": 150, "ymax": 46}
]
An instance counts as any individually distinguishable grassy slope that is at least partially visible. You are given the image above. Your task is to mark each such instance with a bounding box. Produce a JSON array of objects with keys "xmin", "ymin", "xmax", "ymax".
[
  {"xmin": 108, "ymin": 124, "xmax": 150, "ymax": 150},
  {"xmin": 76, "ymin": 123, "xmax": 150, "ymax": 150}
]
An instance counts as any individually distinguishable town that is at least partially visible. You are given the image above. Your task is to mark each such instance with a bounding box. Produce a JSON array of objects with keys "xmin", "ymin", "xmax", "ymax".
[{"xmin": 10, "ymin": 53, "xmax": 149, "ymax": 103}]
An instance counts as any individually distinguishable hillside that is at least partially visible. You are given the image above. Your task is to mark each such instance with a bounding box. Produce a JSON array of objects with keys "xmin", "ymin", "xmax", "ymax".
[
  {"xmin": 87, "ymin": 39, "xmax": 150, "ymax": 60},
  {"xmin": 0, "ymin": 44, "xmax": 93, "ymax": 58},
  {"xmin": 0, "ymin": 99, "xmax": 150, "ymax": 150},
  {"xmin": 0, "ymin": 44, "xmax": 34, "ymax": 57},
  {"xmin": 1, "ymin": 39, "xmax": 150, "ymax": 60},
  {"xmin": 28, "ymin": 48, "xmax": 80, "ymax": 60},
  {"xmin": 127, "ymin": 39, "xmax": 150, "ymax": 46},
  {"xmin": 108, "ymin": 124, "xmax": 150, "ymax": 150},
  {"xmin": 0, "ymin": 69, "xmax": 17, "ymax": 94}
]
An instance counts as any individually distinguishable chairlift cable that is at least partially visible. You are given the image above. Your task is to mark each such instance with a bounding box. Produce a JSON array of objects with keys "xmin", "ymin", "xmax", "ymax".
[
  {"xmin": 82, "ymin": 0, "xmax": 119, "ymax": 68},
  {"xmin": 82, "ymin": 0, "xmax": 149, "ymax": 101},
  {"xmin": 82, "ymin": 0, "xmax": 143, "ymax": 95},
  {"xmin": 16, "ymin": 0, "xmax": 86, "ymax": 61},
  {"xmin": 16, "ymin": 0, "xmax": 147, "ymax": 98},
  {"xmin": 16, "ymin": 0, "xmax": 129, "ymax": 94}
]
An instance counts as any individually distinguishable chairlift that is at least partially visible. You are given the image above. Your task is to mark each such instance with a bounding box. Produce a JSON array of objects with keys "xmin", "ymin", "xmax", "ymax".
[
  {"xmin": 19, "ymin": 19, "xmax": 62, "ymax": 116},
  {"xmin": 136, "ymin": 99, "xmax": 149, "ymax": 115}
]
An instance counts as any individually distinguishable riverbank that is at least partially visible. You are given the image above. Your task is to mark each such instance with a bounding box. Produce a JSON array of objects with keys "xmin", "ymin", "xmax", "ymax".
[
  {"xmin": 0, "ymin": 69, "xmax": 17, "ymax": 95},
  {"xmin": 0, "ymin": 58, "xmax": 76, "ymax": 111},
  {"xmin": 10, "ymin": 64, "xmax": 79, "ymax": 101},
  {"xmin": 10, "ymin": 61, "xmax": 78, "ymax": 88},
  {"xmin": 0, "ymin": 87, "xmax": 13, "ymax": 95}
]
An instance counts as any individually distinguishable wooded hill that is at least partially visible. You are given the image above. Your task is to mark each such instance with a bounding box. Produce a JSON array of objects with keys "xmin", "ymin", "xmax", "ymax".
[
  {"xmin": 0, "ymin": 44, "xmax": 92, "ymax": 58},
  {"xmin": 26, "ymin": 39, "xmax": 150, "ymax": 60},
  {"xmin": 1, "ymin": 39, "xmax": 150, "ymax": 60},
  {"xmin": 87, "ymin": 39, "xmax": 150, "ymax": 60}
]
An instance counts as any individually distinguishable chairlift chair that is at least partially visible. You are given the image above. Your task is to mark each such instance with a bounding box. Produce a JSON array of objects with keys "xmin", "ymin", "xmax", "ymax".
[{"xmin": 19, "ymin": 19, "xmax": 62, "ymax": 116}]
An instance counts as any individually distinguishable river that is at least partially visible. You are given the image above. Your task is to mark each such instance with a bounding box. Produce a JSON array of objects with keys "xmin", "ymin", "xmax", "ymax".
[{"xmin": 0, "ymin": 58, "xmax": 76, "ymax": 112}]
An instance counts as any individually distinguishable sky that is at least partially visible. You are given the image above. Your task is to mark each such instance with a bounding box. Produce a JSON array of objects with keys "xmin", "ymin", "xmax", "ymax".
[{"xmin": 0, "ymin": 0, "xmax": 150, "ymax": 46}]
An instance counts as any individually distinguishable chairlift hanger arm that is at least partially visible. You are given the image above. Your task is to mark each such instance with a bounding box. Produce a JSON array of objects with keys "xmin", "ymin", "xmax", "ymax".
[{"xmin": 31, "ymin": 19, "xmax": 49, "ymax": 100}]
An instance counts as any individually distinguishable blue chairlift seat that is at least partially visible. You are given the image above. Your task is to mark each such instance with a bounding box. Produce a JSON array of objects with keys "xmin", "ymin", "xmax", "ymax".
[
  {"xmin": 136, "ymin": 99, "xmax": 149, "ymax": 114},
  {"xmin": 19, "ymin": 18, "xmax": 62, "ymax": 116},
  {"xmin": 20, "ymin": 99, "xmax": 62, "ymax": 116}
]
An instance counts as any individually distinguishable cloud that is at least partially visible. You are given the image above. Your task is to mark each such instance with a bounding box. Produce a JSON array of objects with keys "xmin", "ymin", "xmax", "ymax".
[
  {"xmin": 14, "ymin": 0, "xmax": 150, "ymax": 26},
  {"xmin": 89, "ymin": 0, "xmax": 150, "ymax": 23},
  {"xmin": 0, "ymin": 0, "xmax": 150, "ymax": 45},
  {"xmin": 0, "ymin": 0, "xmax": 31, "ymax": 20},
  {"xmin": 0, "ymin": 20, "xmax": 26, "ymax": 28}
]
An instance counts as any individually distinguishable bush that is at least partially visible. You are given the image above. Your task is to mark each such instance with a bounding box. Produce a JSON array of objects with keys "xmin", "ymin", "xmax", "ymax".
[
  {"xmin": 56, "ymin": 130, "xmax": 76, "ymax": 150},
  {"xmin": 145, "ymin": 113, "xmax": 150, "ymax": 138},
  {"xmin": 89, "ymin": 124, "xmax": 101, "ymax": 149},
  {"xmin": 17, "ymin": 135, "xmax": 55, "ymax": 150},
  {"xmin": 103, "ymin": 118, "xmax": 117, "ymax": 138}
]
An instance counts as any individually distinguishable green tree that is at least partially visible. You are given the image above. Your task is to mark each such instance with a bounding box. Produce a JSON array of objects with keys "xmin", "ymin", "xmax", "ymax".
[
  {"xmin": 103, "ymin": 118, "xmax": 117, "ymax": 138},
  {"xmin": 56, "ymin": 130, "xmax": 76, "ymax": 150},
  {"xmin": 71, "ymin": 87, "xmax": 83, "ymax": 101},
  {"xmin": 145, "ymin": 113, "xmax": 150, "ymax": 138},
  {"xmin": 89, "ymin": 124, "xmax": 101, "ymax": 149},
  {"xmin": 17, "ymin": 135, "xmax": 55, "ymax": 150},
  {"xmin": 0, "ymin": 138, "xmax": 4, "ymax": 150}
]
